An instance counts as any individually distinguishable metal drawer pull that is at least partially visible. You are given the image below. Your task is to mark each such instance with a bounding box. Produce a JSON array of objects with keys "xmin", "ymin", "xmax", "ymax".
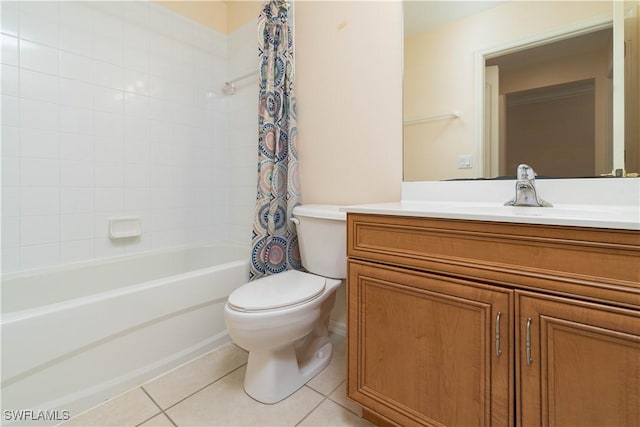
[
  {"xmin": 526, "ymin": 317, "xmax": 533, "ymax": 365},
  {"xmin": 495, "ymin": 311, "xmax": 502, "ymax": 356}
]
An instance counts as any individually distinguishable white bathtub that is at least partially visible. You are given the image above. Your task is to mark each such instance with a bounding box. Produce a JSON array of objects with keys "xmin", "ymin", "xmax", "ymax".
[{"xmin": 1, "ymin": 244, "xmax": 249, "ymax": 424}]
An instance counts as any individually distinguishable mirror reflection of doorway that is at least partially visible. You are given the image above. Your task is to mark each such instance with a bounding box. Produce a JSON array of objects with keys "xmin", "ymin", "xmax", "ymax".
[
  {"xmin": 485, "ymin": 27, "xmax": 613, "ymax": 177},
  {"xmin": 505, "ymin": 80, "xmax": 596, "ymax": 177}
]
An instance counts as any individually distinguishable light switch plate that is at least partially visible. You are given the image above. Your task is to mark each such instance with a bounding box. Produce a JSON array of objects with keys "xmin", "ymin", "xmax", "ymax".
[{"xmin": 457, "ymin": 155, "xmax": 472, "ymax": 169}]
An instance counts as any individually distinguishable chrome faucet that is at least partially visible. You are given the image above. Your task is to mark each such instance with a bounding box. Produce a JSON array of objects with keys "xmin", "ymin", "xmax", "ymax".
[{"xmin": 505, "ymin": 164, "xmax": 552, "ymax": 207}]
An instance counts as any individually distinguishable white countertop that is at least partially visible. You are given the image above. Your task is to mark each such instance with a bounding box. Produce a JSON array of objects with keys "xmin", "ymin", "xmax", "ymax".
[
  {"xmin": 344, "ymin": 201, "xmax": 640, "ymax": 230},
  {"xmin": 343, "ymin": 178, "xmax": 640, "ymax": 230}
]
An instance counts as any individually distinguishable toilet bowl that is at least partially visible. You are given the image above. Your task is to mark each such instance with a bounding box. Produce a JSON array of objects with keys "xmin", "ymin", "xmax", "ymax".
[{"xmin": 224, "ymin": 205, "xmax": 346, "ymax": 404}]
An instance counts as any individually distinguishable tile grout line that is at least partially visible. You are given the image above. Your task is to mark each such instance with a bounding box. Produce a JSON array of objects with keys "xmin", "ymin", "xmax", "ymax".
[
  {"xmin": 301, "ymin": 379, "xmax": 368, "ymax": 423},
  {"xmin": 295, "ymin": 378, "xmax": 351, "ymax": 427},
  {"xmin": 138, "ymin": 386, "xmax": 178, "ymax": 427},
  {"xmin": 16, "ymin": 0, "xmax": 23, "ymax": 272},
  {"xmin": 327, "ymin": 396, "xmax": 363, "ymax": 418},
  {"xmin": 160, "ymin": 362, "xmax": 248, "ymax": 414},
  {"xmin": 305, "ymin": 375, "xmax": 344, "ymax": 398},
  {"xmin": 294, "ymin": 387, "xmax": 328, "ymax": 427},
  {"xmin": 324, "ymin": 380, "xmax": 364, "ymax": 418}
]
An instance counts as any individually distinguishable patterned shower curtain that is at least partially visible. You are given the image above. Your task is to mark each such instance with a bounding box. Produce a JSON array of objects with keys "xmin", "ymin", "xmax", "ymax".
[{"xmin": 250, "ymin": 0, "xmax": 301, "ymax": 280}]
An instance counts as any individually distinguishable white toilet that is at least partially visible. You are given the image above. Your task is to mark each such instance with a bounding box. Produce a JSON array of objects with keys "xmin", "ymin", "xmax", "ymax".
[{"xmin": 224, "ymin": 204, "xmax": 347, "ymax": 404}]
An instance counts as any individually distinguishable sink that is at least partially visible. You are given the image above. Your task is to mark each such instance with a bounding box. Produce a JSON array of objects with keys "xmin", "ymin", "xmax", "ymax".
[
  {"xmin": 344, "ymin": 179, "xmax": 640, "ymax": 230},
  {"xmin": 412, "ymin": 202, "xmax": 626, "ymax": 218}
]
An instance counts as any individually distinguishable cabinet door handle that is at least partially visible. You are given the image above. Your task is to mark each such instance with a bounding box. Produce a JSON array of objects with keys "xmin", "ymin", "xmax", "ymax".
[
  {"xmin": 526, "ymin": 317, "xmax": 533, "ymax": 365},
  {"xmin": 495, "ymin": 311, "xmax": 502, "ymax": 356}
]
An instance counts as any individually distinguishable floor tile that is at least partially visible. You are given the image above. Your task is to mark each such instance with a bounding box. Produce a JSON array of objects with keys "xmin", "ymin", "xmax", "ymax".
[
  {"xmin": 137, "ymin": 413, "xmax": 175, "ymax": 427},
  {"xmin": 143, "ymin": 343, "xmax": 248, "ymax": 409},
  {"xmin": 297, "ymin": 399, "xmax": 373, "ymax": 427},
  {"xmin": 62, "ymin": 388, "xmax": 160, "ymax": 427},
  {"xmin": 166, "ymin": 366, "xmax": 325, "ymax": 426},
  {"xmin": 306, "ymin": 333, "xmax": 347, "ymax": 396},
  {"xmin": 328, "ymin": 381, "xmax": 362, "ymax": 416}
]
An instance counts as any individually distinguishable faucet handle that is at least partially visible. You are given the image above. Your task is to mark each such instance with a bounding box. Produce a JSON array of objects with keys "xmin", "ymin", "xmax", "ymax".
[{"xmin": 517, "ymin": 164, "xmax": 536, "ymax": 181}]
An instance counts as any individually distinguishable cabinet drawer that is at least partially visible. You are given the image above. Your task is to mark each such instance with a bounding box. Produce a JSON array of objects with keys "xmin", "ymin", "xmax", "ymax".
[{"xmin": 347, "ymin": 213, "xmax": 640, "ymax": 309}]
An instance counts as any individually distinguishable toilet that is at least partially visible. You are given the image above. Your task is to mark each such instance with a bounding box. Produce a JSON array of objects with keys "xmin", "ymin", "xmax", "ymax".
[{"xmin": 224, "ymin": 204, "xmax": 347, "ymax": 404}]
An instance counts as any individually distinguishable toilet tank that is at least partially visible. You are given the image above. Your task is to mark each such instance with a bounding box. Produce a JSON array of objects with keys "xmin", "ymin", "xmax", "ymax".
[{"xmin": 292, "ymin": 205, "xmax": 347, "ymax": 279}]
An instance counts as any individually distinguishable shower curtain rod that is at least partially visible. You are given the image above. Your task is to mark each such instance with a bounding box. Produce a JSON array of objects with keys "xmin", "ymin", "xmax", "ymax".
[
  {"xmin": 222, "ymin": 70, "xmax": 259, "ymax": 96},
  {"xmin": 225, "ymin": 70, "xmax": 259, "ymax": 86}
]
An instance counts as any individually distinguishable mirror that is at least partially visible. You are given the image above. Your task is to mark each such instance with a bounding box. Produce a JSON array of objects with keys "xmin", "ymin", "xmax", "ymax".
[{"xmin": 403, "ymin": 1, "xmax": 640, "ymax": 181}]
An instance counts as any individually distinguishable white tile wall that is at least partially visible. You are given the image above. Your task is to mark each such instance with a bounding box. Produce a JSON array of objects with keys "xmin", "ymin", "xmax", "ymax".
[
  {"xmin": 227, "ymin": 22, "xmax": 260, "ymax": 245},
  {"xmin": 1, "ymin": 1, "xmax": 259, "ymax": 273},
  {"xmin": 1, "ymin": 34, "xmax": 19, "ymax": 66}
]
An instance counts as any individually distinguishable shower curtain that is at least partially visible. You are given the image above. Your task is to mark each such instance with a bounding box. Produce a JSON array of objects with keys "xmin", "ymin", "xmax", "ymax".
[{"xmin": 250, "ymin": 0, "xmax": 301, "ymax": 280}]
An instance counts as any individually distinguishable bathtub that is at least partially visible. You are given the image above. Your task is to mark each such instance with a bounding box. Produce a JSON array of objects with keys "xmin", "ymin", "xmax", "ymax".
[{"xmin": 1, "ymin": 244, "xmax": 249, "ymax": 424}]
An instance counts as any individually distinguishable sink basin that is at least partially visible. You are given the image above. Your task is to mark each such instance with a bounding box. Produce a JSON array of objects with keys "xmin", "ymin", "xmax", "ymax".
[
  {"xmin": 344, "ymin": 178, "xmax": 640, "ymax": 230},
  {"xmin": 406, "ymin": 201, "xmax": 626, "ymax": 218}
]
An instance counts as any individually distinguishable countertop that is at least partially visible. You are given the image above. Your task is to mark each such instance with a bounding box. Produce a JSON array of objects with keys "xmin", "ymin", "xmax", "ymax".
[
  {"xmin": 343, "ymin": 178, "xmax": 640, "ymax": 230},
  {"xmin": 343, "ymin": 201, "xmax": 640, "ymax": 230}
]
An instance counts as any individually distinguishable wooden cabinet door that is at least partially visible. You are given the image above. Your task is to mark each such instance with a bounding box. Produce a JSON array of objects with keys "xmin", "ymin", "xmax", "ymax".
[
  {"xmin": 348, "ymin": 260, "xmax": 513, "ymax": 427},
  {"xmin": 517, "ymin": 291, "xmax": 640, "ymax": 427}
]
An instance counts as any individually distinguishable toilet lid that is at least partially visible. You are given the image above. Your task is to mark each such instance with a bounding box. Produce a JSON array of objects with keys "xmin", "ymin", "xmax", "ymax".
[{"xmin": 227, "ymin": 270, "xmax": 326, "ymax": 312}]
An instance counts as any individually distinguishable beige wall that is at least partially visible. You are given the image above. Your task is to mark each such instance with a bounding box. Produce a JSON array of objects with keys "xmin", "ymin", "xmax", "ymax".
[
  {"xmin": 228, "ymin": 1, "xmax": 262, "ymax": 34},
  {"xmin": 295, "ymin": 1, "xmax": 403, "ymax": 204},
  {"xmin": 404, "ymin": 1, "xmax": 612, "ymax": 181},
  {"xmin": 155, "ymin": 1, "xmax": 261, "ymax": 34}
]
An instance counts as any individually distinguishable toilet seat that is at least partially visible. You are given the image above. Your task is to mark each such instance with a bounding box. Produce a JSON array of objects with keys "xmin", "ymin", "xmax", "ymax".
[{"xmin": 227, "ymin": 270, "xmax": 326, "ymax": 312}]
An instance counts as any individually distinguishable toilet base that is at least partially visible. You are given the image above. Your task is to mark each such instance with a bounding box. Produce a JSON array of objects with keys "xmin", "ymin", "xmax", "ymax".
[{"xmin": 243, "ymin": 337, "xmax": 333, "ymax": 404}]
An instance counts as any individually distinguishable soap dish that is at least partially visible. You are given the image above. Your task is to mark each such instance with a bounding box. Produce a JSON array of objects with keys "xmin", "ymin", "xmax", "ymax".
[{"xmin": 109, "ymin": 216, "xmax": 142, "ymax": 239}]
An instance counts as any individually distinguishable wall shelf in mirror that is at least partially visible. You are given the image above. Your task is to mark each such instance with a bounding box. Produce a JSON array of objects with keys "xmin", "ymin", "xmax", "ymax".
[{"xmin": 404, "ymin": 111, "xmax": 460, "ymax": 126}]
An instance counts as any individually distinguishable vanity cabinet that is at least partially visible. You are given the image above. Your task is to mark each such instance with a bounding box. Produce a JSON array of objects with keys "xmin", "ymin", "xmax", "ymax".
[{"xmin": 346, "ymin": 213, "xmax": 640, "ymax": 427}]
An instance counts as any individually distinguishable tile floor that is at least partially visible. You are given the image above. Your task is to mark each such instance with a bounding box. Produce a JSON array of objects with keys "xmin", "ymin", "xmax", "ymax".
[{"xmin": 61, "ymin": 334, "xmax": 373, "ymax": 427}]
